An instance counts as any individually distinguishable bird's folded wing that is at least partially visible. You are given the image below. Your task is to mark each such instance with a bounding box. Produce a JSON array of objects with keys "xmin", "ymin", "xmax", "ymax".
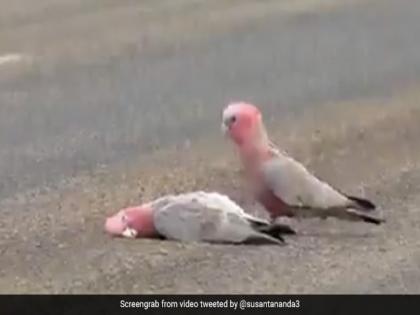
[
  {"xmin": 154, "ymin": 200, "xmax": 254, "ymax": 243},
  {"xmin": 261, "ymin": 156, "xmax": 350, "ymax": 209}
]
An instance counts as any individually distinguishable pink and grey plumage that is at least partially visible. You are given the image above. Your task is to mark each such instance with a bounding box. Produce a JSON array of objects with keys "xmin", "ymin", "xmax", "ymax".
[
  {"xmin": 222, "ymin": 102, "xmax": 384, "ymax": 225},
  {"xmin": 105, "ymin": 191, "xmax": 295, "ymax": 245}
]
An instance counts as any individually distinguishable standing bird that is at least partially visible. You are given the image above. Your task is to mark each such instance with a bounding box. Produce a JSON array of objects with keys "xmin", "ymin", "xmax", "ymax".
[
  {"xmin": 222, "ymin": 102, "xmax": 384, "ymax": 225},
  {"xmin": 105, "ymin": 191, "xmax": 295, "ymax": 245}
]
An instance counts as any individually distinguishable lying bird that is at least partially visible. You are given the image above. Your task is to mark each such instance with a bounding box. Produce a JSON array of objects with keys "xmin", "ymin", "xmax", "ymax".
[
  {"xmin": 222, "ymin": 102, "xmax": 385, "ymax": 225},
  {"xmin": 105, "ymin": 191, "xmax": 295, "ymax": 245}
]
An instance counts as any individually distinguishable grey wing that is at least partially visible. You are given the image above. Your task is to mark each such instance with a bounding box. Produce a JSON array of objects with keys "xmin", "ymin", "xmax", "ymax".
[
  {"xmin": 147, "ymin": 195, "xmax": 175, "ymax": 209},
  {"xmin": 153, "ymin": 201, "xmax": 262, "ymax": 244},
  {"xmin": 261, "ymin": 156, "xmax": 350, "ymax": 209},
  {"xmin": 198, "ymin": 192, "xmax": 273, "ymax": 227}
]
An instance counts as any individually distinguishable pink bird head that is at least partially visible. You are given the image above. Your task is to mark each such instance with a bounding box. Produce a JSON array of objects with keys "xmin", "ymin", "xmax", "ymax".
[
  {"xmin": 104, "ymin": 204, "xmax": 156, "ymax": 238},
  {"xmin": 222, "ymin": 102, "xmax": 268, "ymax": 146}
]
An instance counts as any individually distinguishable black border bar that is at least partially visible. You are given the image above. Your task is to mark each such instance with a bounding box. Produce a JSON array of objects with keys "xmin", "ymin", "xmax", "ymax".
[{"xmin": 2, "ymin": 295, "xmax": 419, "ymax": 315}]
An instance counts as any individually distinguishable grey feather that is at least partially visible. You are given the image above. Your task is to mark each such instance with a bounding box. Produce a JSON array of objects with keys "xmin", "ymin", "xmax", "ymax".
[
  {"xmin": 260, "ymin": 154, "xmax": 384, "ymax": 224},
  {"xmin": 152, "ymin": 191, "xmax": 286, "ymax": 244},
  {"xmin": 261, "ymin": 155, "xmax": 350, "ymax": 209}
]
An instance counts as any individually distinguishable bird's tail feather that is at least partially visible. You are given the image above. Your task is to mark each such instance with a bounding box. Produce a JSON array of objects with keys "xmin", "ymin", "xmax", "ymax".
[
  {"xmin": 244, "ymin": 213, "xmax": 270, "ymax": 227},
  {"xmin": 346, "ymin": 195, "xmax": 376, "ymax": 211},
  {"xmin": 346, "ymin": 208, "xmax": 385, "ymax": 225},
  {"xmin": 244, "ymin": 232, "xmax": 285, "ymax": 245},
  {"xmin": 245, "ymin": 213, "xmax": 297, "ymax": 236},
  {"xmin": 256, "ymin": 222, "xmax": 297, "ymax": 236}
]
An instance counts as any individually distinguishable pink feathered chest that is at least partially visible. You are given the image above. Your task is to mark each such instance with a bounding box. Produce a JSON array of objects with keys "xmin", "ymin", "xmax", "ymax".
[{"xmin": 241, "ymin": 149, "xmax": 293, "ymax": 219}]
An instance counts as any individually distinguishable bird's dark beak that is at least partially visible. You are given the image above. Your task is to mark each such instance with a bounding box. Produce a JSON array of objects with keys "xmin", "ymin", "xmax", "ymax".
[
  {"xmin": 222, "ymin": 116, "xmax": 233, "ymax": 135},
  {"xmin": 221, "ymin": 122, "xmax": 228, "ymax": 135}
]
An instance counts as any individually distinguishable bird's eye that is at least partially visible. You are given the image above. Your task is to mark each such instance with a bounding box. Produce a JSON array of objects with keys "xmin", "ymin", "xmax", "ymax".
[{"xmin": 230, "ymin": 116, "xmax": 236, "ymax": 124}]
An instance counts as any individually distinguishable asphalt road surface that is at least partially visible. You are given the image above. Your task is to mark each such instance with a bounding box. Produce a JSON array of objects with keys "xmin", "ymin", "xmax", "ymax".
[{"xmin": 1, "ymin": 0, "xmax": 420, "ymax": 293}]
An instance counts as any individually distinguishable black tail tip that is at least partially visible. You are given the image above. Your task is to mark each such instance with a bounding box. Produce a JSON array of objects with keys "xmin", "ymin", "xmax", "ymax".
[
  {"xmin": 347, "ymin": 195, "xmax": 376, "ymax": 211},
  {"xmin": 259, "ymin": 223, "xmax": 297, "ymax": 236},
  {"xmin": 363, "ymin": 215, "xmax": 385, "ymax": 225},
  {"xmin": 244, "ymin": 235, "xmax": 286, "ymax": 246}
]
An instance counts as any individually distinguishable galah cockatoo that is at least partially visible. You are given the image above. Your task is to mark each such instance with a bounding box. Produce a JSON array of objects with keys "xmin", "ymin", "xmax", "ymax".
[
  {"xmin": 104, "ymin": 191, "xmax": 295, "ymax": 245},
  {"xmin": 222, "ymin": 102, "xmax": 384, "ymax": 225}
]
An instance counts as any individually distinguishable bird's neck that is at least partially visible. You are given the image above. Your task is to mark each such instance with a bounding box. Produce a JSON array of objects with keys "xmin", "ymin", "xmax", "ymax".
[{"xmin": 238, "ymin": 139, "xmax": 275, "ymax": 170}]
